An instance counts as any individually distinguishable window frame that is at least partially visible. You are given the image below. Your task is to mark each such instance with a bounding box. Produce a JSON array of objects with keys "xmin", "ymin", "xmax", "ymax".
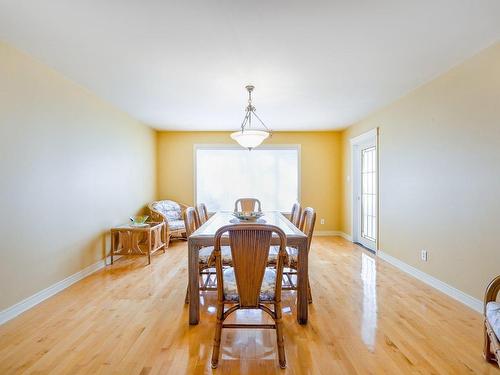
[{"xmin": 193, "ymin": 144, "xmax": 301, "ymax": 213}]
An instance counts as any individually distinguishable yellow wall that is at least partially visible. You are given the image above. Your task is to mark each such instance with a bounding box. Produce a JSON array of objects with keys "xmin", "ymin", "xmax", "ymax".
[
  {"xmin": 340, "ymin": 41, "xmax": 500, "ymax": 300},
  {"xmin": 0, "ymin": 42, "xmax": 156, "ymax": 310},
  {"xmin": 157, "ymin": 131, "xmax": 342, "ymax": 232},
  {"xmin": 3, "ymin": 34, "xmax": 497, "ymax": 312}
]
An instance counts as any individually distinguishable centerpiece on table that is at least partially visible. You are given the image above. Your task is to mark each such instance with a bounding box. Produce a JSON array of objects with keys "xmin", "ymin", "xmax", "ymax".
[
  {"xmin": 232, "ymin": 211, "xmax": 264, "ymax": 221},
  {"xmin": 129, "ymin": 215, "xmax": 149, "ymax": 227}
]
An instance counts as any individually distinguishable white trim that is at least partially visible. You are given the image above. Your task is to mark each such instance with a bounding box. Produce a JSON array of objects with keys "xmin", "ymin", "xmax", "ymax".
[
  {"xmin": 193, "ymin": 144, "xmax": 302, "ymax": 208},
  {"xmin": 0, "ymin": 256, "xmax": 113, "ymax": 325},
  {"xmin": 349, "ymin": 128, "xmax": 377, "ymax": 145},
  {"xmin": 378, "ymin": 250, "xmax": 483, "ymax": 313},
  {"xmin": 314, "ymin": 231, "xmax": 352, "ymax": 241}
]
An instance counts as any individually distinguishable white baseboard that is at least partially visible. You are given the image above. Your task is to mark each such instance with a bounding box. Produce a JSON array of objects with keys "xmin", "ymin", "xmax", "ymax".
[
  {"xmin": 0, "ymin": 256, "xmax": 112, "ymax": 325},
  {"xmin": 377, "ymin": 250, "xmax": 483, "ymax": 313},
  {"xmin": 314, "ymin": 231, "xmax": 352, "ymax": 241}
]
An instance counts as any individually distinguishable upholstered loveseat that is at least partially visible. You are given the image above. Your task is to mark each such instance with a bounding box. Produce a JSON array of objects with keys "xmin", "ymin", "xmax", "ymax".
[
  {"xmin": 148, "ymin": 200, "xmax": 188, "ymax": 247},
  {"xmin": 484, "ymin": 275, "xmax": 500, "ymax": 367}
]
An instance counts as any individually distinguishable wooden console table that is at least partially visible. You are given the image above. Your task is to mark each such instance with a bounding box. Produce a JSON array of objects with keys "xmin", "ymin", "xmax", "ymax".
[{"xmin": 110, "ymin": 222, "xmax": 165, "ymax": 265}]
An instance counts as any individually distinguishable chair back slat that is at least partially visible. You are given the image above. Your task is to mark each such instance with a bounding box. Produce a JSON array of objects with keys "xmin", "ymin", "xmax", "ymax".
[
  {"xmin": 196, "ymin": 203, "xmax": 209, "ymax": 224},
  {"xmin": 290, "ymin": 202, "xmax": 301, "ymax": 227},
  {"xmin": 183, "ymin": 207, "xmax": 199, "ymax": 237},
  {"xmin": 214, "ymin": 224, "xmax": 286, "ymax": 308},
  {"xmin": 299, "ymin": 207, "xmax": 316, "ymax": 251},
  {"xmin": 234, "ymin": 198, "xmax": 262, "ymax": 212},
  {"xmin": 230, "ymin": 228, "xmax": 271, "ymax": 306}
]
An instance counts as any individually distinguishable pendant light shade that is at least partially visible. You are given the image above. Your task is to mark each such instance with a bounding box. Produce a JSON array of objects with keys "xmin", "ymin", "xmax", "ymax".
[
  {"xmin": 231, "ymin": 85, "xmax": 271, "ymax": 150},
  {"xmin": 230, "ymin": 129, "xmax": 269, "ymax": 149}
]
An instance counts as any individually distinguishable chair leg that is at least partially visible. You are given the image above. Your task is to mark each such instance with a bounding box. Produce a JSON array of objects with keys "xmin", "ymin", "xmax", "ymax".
[
  {"xmin": 308, "ymin": 278, "xmax": 313, "ymax": 304},
  {"xmin": 484, "ymin": 321, "xmax": 495, "ymax": 362},
  {"xmin": 184, "ymin": 283, "xmax": 189, "ymax": 304},
  {"xmin": 275, "ymin": 302, "xmax": 286, "ymax": 369},
  {"xmin": 211, "ymin": 302, "xmax": 224, "ymax": 369}
]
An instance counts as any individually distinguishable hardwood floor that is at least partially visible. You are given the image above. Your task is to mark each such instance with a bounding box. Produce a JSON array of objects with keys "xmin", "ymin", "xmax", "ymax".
[{"xmin": 0, "ymin": 237, "xmax": 497, "ymax": 374}]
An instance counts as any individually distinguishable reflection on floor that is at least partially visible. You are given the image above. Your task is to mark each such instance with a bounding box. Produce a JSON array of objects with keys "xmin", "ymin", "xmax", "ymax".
[
  {"xmin": 361, "ymin": 252, "xmax": 377, "ymax": 350},
  {"xmin": 0, "ymin": 237, "xmax": 494, "ymax": 374}
]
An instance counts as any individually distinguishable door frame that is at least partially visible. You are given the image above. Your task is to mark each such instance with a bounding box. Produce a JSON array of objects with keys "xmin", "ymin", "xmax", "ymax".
[{"xmin": 350, "ymin": 128, "xmax": 379, "ymax": 253}]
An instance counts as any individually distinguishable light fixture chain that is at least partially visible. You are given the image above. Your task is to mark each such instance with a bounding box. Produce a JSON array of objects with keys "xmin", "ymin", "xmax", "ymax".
[
  {"xmin": 240, "ymin": 110, "xmax": 250, "ymax": 131},
  {"xmin": 251, "ymin": 110, "xmax": 272, "ymax": 133}
]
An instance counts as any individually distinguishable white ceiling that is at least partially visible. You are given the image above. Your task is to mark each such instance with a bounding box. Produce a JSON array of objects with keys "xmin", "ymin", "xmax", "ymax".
[{"xmin": 1, "ymin": 1, "xmax": 499, "ymax": 131}]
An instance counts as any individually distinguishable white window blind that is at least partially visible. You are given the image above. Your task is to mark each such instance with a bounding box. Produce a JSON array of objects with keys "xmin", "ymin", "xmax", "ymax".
[{"xmin": 195, "ymin": 146, "xmax": 299, "ymax": 212}]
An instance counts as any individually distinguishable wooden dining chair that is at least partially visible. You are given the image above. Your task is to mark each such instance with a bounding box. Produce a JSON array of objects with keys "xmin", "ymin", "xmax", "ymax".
[
  {"xmin": 183, "ymin": 207, "xmax": 232, "ymax": 304},
  {"xmin": 211, "ymin": 224, "xmax": 288, "ymax": 369},
  {"xmin": 290, "ymin": 202, "xmax": 301, "ymax": 227},
  {"xmin": 268, "ymin": 207, "xmax": 316, "ymax": 303},
  {"xmin": 234, "ymin": 198, "xmax": 262, "ymax": 212},
  {"xmin": 196, "ymin": 203, "xmax": 209, "ymax": 225},
  {"xmin": 290, "ymin": 207, "xmax": 316, "ymax": 303}
]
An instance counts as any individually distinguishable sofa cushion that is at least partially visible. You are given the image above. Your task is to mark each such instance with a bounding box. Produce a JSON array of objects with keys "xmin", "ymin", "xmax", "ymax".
[
  {"xmin": 223, "ymin": 267, "xmax": 276, "ymax": 302},
  {"xmin": 486, "ymin": 301, "xmax": 500, "ymax": 339},
  {"xmin": 152, "ymin": 200, "xmax": 182, "ymax": 221},
  {"xmin": 168, "ymin": 219, "xmax": 185, "ymax": 231}
]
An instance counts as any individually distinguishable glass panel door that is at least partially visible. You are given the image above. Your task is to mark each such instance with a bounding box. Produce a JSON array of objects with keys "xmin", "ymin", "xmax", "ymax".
[
  {"xmin": 351, "ymin": 129, "xmax": 377, "ymax": 251},
  {"xmin": 361, "ymin": 146, "xmax": 377, "ymax": 243}
]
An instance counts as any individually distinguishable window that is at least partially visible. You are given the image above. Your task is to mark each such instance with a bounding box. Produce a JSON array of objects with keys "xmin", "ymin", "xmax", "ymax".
[{"xmin": 195, "ymin": 146, "xmax": 299, "ymax": 212}]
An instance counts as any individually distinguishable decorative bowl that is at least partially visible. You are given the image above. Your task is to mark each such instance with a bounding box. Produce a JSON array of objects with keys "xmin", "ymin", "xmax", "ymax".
[
  {"xmin": 129, "ymin": 215, "xmax": 149, "ymax": 226},
  {"xmin": 232, "ymin": 211, "xmax": 264, "ymax": 221}
]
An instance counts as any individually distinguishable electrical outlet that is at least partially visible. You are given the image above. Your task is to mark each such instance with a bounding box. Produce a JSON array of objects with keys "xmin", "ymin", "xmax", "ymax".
[
  {"xmin": 320, "ymin": 219, "xmax": 325, "ymax": 225},
  {"xmin": 421, "ymin": 250, "xmax": 428, "ymax": 262}
]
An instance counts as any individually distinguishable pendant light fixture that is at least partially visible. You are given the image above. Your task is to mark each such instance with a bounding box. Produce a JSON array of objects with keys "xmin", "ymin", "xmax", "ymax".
[{"xmin": 230, "ymin": 85, "xmax": 271, "ymax": 150}]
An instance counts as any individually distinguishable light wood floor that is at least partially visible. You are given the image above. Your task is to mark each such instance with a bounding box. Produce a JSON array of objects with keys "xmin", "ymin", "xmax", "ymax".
[{"xmin": 0, "ymin": 237, "xmax": 497, "ymax": 374}]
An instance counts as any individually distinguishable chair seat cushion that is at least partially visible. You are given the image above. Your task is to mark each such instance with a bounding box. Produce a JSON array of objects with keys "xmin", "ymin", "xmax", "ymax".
[
  {"xmin": 268, "ymin": 246, "xmax": 297, "ymax": 264},
  {"xmin": 287, "ymin": 246, "xmax": 298, "ymax": 264},
  {"xmin": 486, "ymin": 301, "xmax": 500, "ymax": 339},
  {"xmin": 199, "ymin": 246, "xmax": 232, "ymax": 265},
  {"xmin": 168, "ymin": 219, "xmax": 185, "ymax": 231},
  {"xmin": 223, "ymin": 267, "xmax": 276, "ymax": 302},
  {"xmin": 268, "ymin": 246, "xmax": 279, "ymax": 263},
  {"xmin": 152, "ymin": 200, "xmax": 182, "ymax": 221}
]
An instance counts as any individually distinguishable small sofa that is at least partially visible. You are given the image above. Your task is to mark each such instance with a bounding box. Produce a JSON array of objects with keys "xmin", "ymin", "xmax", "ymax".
[
  {"xmin": 484, "ymin": 275, "xmax": 500, "ymax": 367},
  {"xmin": 148, "ymin": 200, "xmax": 188, "ymax": 247}
]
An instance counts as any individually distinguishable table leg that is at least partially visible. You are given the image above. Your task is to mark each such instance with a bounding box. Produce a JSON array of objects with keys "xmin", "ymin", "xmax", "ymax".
[
  {"xmin": 147, "ymin": 231, "xmax": 152, "ymax": 265},
  {"xmin": 162, "ymin": 227, "xmax": 166, "ymax": 253},
  {"xmin": 161, "ymin": 223, "xmax": 166, "ymax": 253},
  {"xmin": 297, "ymin": 239, "xmax": 308, "ymax": 324},
  {"xmin": 110, "ymin": 231, "xmax": 114, "ymax": 265},
  {"xmin": 188, "ymin": 240, "xmax": 200, "ymax": 325}
]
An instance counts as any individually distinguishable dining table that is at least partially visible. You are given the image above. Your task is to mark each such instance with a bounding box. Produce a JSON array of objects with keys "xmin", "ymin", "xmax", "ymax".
[{"xmin": 187, "ymin": 211, "xmax": 309, "ymax": 325}]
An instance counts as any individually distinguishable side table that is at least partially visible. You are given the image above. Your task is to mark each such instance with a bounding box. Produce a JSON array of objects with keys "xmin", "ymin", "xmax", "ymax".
[{"xmin": 110, "ymin": 222, "xmax": 166, "ymax": 265}]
